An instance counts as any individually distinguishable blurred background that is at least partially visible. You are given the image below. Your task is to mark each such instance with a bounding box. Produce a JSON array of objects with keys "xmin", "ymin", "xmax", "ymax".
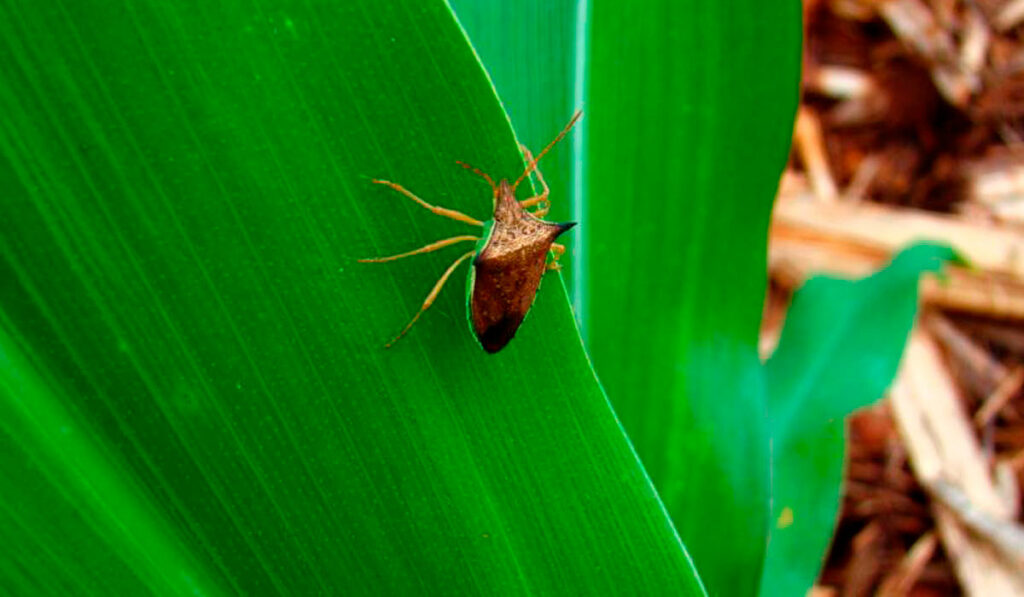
[{"xmin": 767, "ymin": 1, "xmax": 1024, "ymax": 594}]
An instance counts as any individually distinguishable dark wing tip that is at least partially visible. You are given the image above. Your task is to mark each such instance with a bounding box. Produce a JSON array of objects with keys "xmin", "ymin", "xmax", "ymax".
[{"xmin": 476, "ymin": 315, "xmax": 525, "ymax": 353}]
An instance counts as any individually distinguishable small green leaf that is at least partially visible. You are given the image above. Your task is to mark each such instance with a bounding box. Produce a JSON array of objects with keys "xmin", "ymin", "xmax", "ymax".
[{"xmin": 759, "ymin": 243, "xmax": 956, "ymax": 597}]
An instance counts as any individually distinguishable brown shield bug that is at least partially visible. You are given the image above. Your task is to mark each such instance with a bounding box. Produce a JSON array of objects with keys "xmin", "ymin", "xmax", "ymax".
[{"xmin": 359, "ymin": 111, "xmax": 582, "ymax": 353}]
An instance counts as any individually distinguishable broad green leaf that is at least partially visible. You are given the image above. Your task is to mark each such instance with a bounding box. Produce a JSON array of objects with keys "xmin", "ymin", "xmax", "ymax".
[
  {"xmin": 1, "ymin": 0, "xmax": 703, "ymax": 593},
  {"xmin": 584, "ymin": 3, "xmax": 803, "ymax": 595},
  {"xmin": 758, "ymin": 243, "xmax": 955, "ymax": 597}
]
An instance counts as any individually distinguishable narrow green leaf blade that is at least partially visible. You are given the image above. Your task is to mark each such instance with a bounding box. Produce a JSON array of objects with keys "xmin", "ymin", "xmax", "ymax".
[
  {"xmin": 451, "ymin": 0, "xmax": 581, "ymax": 270},
  {"xmin": 1, "ymin": 0, "xmax": 702, "ymax": 593},
  {"xmin": 584, "ymin": 3, "xmax": 802, "ymax": 595},
  {"xmin": 759, "ymin": 243, "xmax": 956, "ymax": 597}
]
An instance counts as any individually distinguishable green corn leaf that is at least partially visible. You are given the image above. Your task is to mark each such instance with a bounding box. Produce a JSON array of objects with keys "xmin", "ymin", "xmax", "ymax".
[
  {"xmin": 758, "ymin": 243, "xmax": 956, "ymax": 597},
  {"xmin": 1, "ymin": 0, "xmax": 703, "ymax": 593},
  {"xmin": 583, "ymin": 4, "xmax": 802, "ymax": 596}
]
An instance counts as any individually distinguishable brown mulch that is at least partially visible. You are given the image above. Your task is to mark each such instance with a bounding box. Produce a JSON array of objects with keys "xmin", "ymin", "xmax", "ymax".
[{"xmin": 765, "ymin": 1, "xmax": 1024, "ymax": 594}]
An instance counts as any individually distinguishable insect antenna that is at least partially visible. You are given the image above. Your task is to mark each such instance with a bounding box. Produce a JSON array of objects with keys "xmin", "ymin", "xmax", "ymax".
[
  {"xmin": 512, "ymin": 110, "xmax": 583, "ymax": 192},
  {"xmin": 456, "ymin": 160, "xmax": 497, "ymax": 193}
]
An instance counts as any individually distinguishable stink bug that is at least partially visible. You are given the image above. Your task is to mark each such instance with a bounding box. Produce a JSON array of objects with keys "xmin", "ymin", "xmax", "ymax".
[{"xmin": 359, "ymin": 111, "xmax": 582, "ymax": 353}]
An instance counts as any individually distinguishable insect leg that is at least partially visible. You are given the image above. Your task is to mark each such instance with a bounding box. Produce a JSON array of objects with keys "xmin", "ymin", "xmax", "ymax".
[
  {"xmin": 517, "ymin": 144, "xmax": 550, "ymax": 216},
  {"xmin": 372, "ymin": 179, "xmax": 484, "ymax": 226},
  {"xmin": 545, "ymin": 243, "xmax": 566, "ymax": 271},
  {"xmin": 385, "ymin": 249, "xmax": 477, "ymax": 348},
  {"xmin": 357, "ymin": 235, "xmax": 479, "ymax": 263}
]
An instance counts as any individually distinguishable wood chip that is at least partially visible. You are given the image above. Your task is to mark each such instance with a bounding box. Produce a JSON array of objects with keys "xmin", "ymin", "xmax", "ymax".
[
  {"xmin": 996, "ymin": 0, "xmax": 1024, "ymax": 31},
  {"xmin": 774, "ymin": 194, "xmax": 1024, "ymax": 280},
  {"xmin": 927, "ymin": 312, "xmax": 1008, "ymax": 397},
  {"xmin": 962, "ymin": 150, "xmax": 1024, "ymax": 224},
  {"xmin": 794, "ymin": 107, "xmax": 839, "ymax": 203},
  {"xmin": 804, "ymin": 64, "xmax": 877, "ymax": 99},
  {"xmin": 770, "ymin": 194, "xmax": 1024, "ymax": 320},
  {"xmin": 961, "ymin": 4, "xmax": 991, "ymax": 75},
  {"xmin": 890, "ymin": 330, "xmax": 1024, "ymax": 595},
  {"xmin": 928, "ymin": 478, "xmax": 1024, "ymax": 566},
  {"xmin": 846, "ymin": 521, "xmax": 886, "ymax": 596},
  {"xmin": 976, "ymin": 366, "xmax": 1024, "ymax": 426},
  {"xmin": 919, "ymin": 268, "xmax": 1024, "ymax": 321},
  {"xmin": 878, "ymin": 0, "xmax": 979, "ymax": 106},
  {"xmin": 876, "ymin": 531, "xmax": 938, "ymax": 597}
]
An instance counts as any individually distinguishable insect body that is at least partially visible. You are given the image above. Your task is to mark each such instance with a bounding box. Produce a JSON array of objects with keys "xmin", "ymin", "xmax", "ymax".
[{"xmin": 359, "ymin": 111, "xmax": 581, "ymax": 353}]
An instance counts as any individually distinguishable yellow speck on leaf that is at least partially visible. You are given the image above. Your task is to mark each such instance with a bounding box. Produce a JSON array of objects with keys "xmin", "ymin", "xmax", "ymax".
[{"xmin": 777, "ymin": 506, "xmax": 794, "ymax": 529}]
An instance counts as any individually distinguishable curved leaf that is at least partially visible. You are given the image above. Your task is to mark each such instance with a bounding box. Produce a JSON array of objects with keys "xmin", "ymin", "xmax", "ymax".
[{"xmin": 759, "ymin": 243, "xmax": 956, "ymax": 596}]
